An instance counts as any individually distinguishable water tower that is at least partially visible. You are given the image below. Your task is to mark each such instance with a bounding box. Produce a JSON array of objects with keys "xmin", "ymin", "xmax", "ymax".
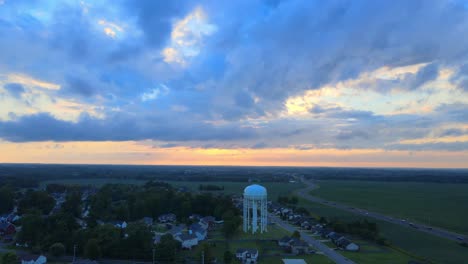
[{"xmin": 243, "ymin": 184, "xmax": 268, "ymax": 234}]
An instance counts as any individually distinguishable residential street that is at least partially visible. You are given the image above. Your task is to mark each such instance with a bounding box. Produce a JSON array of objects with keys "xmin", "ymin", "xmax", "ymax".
[{"xmin": 269, "ymin": 214, "xmax": 355, "ymax": 264}]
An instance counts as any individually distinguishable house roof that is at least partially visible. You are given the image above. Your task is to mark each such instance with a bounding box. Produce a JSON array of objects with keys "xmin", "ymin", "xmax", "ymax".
[
  {"xmin": 236, "ymin": 248, "xmax": 258, "ymax": 255},
  {"xmin": 178, "ymin": 233, "xmax": 197, "ymax": 241},
  {"xmin": 190, "ymin": 223, "xmax": 206, "ymax": 233},
  {"xmin": 279, "ymin": 236, "xmax": 292, "ymax": 243},
  {"xmin": 0, "ymin": 221, "xmax": 13, "ymax": 230},
  {"xmin": 290, "ymin": 238, "xmax": 308, "ymax": 247},
  {"xmin": 201, "ymin": 216, "xmax": 216, "ymax": 222}
]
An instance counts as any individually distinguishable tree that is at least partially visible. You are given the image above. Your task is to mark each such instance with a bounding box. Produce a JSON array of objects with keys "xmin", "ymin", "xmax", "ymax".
[
  {"xmin": 1, "ymin": 252, "xmax": 17, "ymax": 264},
  {"xmin": 155, "ymin": 234, "xmax": 181, "ymax": 262},
  {"xmin": 61, "ymin": 191, "xmax": 82, "ymax": 217},
  {"xmin": 18, "ymin": 190, "xmax": 55, "ymax": 215},
  {"xmin": 292, "ymin": 230, "xmax": 301, "ymax": 239},
  {"xmin": 201, "ymin": 243, "xmax": 212, "ymax": 263},
  {"xmin": 49, "ymin": 243, "xmax": 66, "ymax": 257},
  {"xmin": 17, "ymin": 213, "xmax": 45, "ymax": 246},
  {"xmin": 121, "ymin": 223, "xmax": 153, "ymax": 259},
  {"xmin": 0, "ymin": 185, "xmax": 15, "ymax": 214},
  {"xmin": 222, "ymin": 210, "xmax": 241, "ymax": 238},
  {"xmin": 290, "ymin": 196, "xmax": 299, "ymax": 204},
  {"xmin": 85, "ymin": 239, "xmax": 101, "ymax": 260},
  {"xmin": 223, "ymin": 250, "xmax": 233, "ymax": 264}
]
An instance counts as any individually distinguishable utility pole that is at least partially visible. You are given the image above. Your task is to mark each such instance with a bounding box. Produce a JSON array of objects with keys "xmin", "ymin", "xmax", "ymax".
[
  {"xmin": 152, "ymin": 248, "xmax": 155, "ymax": 264},
  {"xmin": 73, "ymin": 244, "xmax": 77, "ymax": 263},
  {"xmin": 202, "ymin": 250, "xmax": 204, "ymax": 264}
]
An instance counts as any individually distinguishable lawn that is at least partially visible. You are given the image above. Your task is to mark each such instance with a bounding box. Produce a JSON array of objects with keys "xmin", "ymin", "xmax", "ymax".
[
  {"xmin": 259, "ymin": 254, "xmax": 335, "ymax": 264},
  {"xmin": 298, "ymin": 198, "xmax": 468, "ymax": 264},
  {"xmin": 310, "ymin": 180, "xmax": 468, "ymax": 235},
  {"xmin": 231, "ymin": 224, "xmax": 291, "ymax": 240},
  {"xmin": 341, "ymin": 240, "xmax": 412, "ymax": 264}
]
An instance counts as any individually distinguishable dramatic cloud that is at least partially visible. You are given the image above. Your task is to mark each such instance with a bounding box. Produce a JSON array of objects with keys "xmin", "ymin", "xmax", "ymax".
[{"xmin": 0, "ymin": 0, "xmax": 467, "ymax": 166}]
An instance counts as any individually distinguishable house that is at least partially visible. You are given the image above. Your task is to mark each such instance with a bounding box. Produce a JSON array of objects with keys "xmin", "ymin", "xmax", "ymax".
[
  {"xmin": 0, "ymin": 221, "xmax": 16, "ymax": 236},
  {"xmin": 319, "ymin": 229, "xmax": 333, "ymax": 238},
  {"xmin": 335, "ymin": 237, "xmax": 359, "ymax": 252},
  {"xmin": 158, "ymin": 213, "xmax": 176, "ymax": 223},
  {"xmin": 328, "ymin": 232, "xmax": 344, "ymax": 243},
  {"xmin": 289, "ymin": 238, "xmax": 308, "ymax": 255},
  {"xmin": 111, "ymin": 221, "xmax": 127, "ymax": 229},
  {"xmin": 189, "ymin": 214, "xmax": 202, "ymax": 221},
  {"xmin": 175, "ymin": 233, "xmax": 198, "ymax": 249},
  {"xmin": 278, "ymin": 236, "xmax": 293, "ymax": 247},
  {"xmin": 235, "ymin": 248, "xmax": 258, "ymax": 264},
  {"xmin": 75, "ymin": 218, "xmax": 87, "ymax": 229},
  {"xmin": 153, "ymin": 234, "xmax": 162, "ymax": 245},
  {"xmin": 140, "ymin": 217, "xmax": 153, "ymax": 226},
  {"xmin": 278, "ymin": 236, "xmax": 308, "ymax": 255},
  {"xmin": 168, "ymin": 224, "xmax": 186, "ymax": 237},
  {"xmin": 300, "ymin": 221, "xmax": 311, "ymax": 230},
  {"xmin": 20, "ymin": 254, "xmax": 47, "ymax": 264},
  {"xmin": 189, "ymin": 223, "xmax": 207, "ymax": 241},
  {"xmin": 200, "ymin": 216, "xmax": 216, "ymax": 229}
]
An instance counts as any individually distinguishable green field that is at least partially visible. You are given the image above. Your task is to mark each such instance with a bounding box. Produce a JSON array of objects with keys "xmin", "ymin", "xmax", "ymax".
[
  {"xmin": 40, "ymin": 178, "xmax": 303, "ymax": 201},
  {"xmin": 298, "ymin": 198, "xmax": 468, "ymax": 264},
  {"xmin": 310, "ymin": 180, "xmax": 468, "ymax": 235},
  {"xmin": 168, "ymin": 181, "xmax": 303, "ymax": 201}
]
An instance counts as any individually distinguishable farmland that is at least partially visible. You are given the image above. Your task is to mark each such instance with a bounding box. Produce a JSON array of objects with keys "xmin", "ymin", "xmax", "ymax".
[
  {"xmin": 310, "ymin": 180, "xmax": 468, "ymax": 235},
  {"xmin": 298, "ymin": 198, "xmax": 468, "ymax": 264}
]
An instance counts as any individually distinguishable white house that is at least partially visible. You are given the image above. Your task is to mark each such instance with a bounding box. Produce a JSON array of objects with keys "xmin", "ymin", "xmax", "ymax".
[
  {"xmin": 235, "ymin": 248, "xmax": 258, "ymax": 264},
  {"xmin": 175, "ymin": 233, "xmax": 198, "ymax": 249},
  {"xmin": 344, "ymin": 242, "xmax": 360, "ymax": 251},
  {"xmin": 113, "ymin": 221, "xmax": 127, "ymax": 229}
]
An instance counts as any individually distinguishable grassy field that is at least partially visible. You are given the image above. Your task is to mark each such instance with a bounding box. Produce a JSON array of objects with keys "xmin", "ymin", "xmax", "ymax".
[
  {"xmin": 298, "ymin": 198, "xmax": 468, "ymax": 264},
  {"xmin": 40, "ymin": 178, "xmax": 303, "ymax": 201},
  {"xmin": 310, "ymin": 180, "xmax": 468, "ymax": 235},
  {"xmin": 167, "ymin": 181, "xmax": 304, "ymax": 201}
]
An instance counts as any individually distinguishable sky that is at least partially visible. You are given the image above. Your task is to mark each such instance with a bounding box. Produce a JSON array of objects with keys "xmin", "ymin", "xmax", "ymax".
[{"xmin": 0, "ymin": 0, "xmax": 468, "ymax": 168}]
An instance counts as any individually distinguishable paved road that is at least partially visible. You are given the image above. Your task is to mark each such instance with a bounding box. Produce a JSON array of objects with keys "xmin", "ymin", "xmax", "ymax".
[
  {"xmin": 269, "ymin": 214, "xmax": 355, "ymax": 264},
  {"xmin": 296, "ymin": 180, "xmax": 467, "ymax": 243}
]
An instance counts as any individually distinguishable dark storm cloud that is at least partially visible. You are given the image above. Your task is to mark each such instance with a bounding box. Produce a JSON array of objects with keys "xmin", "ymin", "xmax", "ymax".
[
  {"xmin": 0, "ymin": 112, "xmax": 257, "ymax": 142},
  {"xmin": 0, "ymin": 0, "xmax": 467, "ymax": 152},
  {"xmin": 3, "ymin": 83, "xmax": 25, "ymax": 98},
  {"xmin": 199, "ymin": 0, "xmax": 468, "ymax": 110}
]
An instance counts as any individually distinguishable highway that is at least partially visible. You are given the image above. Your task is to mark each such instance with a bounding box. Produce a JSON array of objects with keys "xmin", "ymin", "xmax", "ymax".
[
  {"xmin": 269, "ymin": 214, "xmax": 355, "ymax": 264},
  {"xmin": 295, "ymin": 179, "xmax": 467, "ymax": 243}
]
